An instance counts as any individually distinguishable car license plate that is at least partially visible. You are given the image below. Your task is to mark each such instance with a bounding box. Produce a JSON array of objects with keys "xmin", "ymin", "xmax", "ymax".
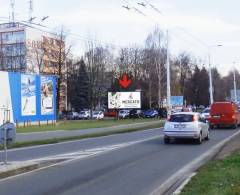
[
  {"xmin": 213, "ymin": 115, "xmax": 220, "ymax": 118},
  {"xmin": 174, "ymin": 124, "xmax": 186, "ymax": 129}
]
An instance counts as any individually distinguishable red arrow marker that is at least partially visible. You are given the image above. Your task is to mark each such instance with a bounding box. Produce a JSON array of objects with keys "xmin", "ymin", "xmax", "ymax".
[{"xmin": 119, "ymin": 73, "xmax": 132, "ymax": 88}]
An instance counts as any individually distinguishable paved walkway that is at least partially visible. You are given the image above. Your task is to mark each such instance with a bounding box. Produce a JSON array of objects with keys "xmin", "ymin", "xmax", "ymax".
[{"xmin": 16, "ymin": 120, "xmax": 163, "ymax": 142}]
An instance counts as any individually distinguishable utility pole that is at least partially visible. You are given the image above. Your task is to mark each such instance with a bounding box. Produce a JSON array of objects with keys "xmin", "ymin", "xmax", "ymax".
[
  {"xmin": 233, "ymin": 62, "xmax": 238, "ymax": 103},
  {"xmin": 208, "ymin": 53, "xmax": 214, "ymax": 105},
  {"xmin": 166, "ymin": 30, "xmax": 171, "ymax": 115},
  {"xmin": 208, "ymin": 45, "xmax": 222, "ymax": 105}
]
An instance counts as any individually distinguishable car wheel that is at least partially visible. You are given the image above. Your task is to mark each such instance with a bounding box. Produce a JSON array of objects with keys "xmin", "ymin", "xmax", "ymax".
[
  {"xmin": 164, "ymin": 137, "xmax": 170, "ymax": 144},
  {"xmin": 196, "ymin": 133, "xmax": 202, "ymax": 144}
]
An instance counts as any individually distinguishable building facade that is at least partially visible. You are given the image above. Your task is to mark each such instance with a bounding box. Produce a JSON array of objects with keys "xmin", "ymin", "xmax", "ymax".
[{"xmin": 0, "ymin": 22, "xmax": 67, "ymax": 112}]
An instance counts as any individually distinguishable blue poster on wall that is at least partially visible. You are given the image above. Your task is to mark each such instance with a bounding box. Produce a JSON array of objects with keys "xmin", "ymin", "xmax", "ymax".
[{"xmin": 171, "ymin": 96, "xmax": 184, "ymax": 106}]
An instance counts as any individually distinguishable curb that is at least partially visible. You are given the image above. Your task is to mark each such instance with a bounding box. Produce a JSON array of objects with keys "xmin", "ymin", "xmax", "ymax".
[
  {"xmin": 172, "ymin": 173, "xmax": 196, "ymax": 195},
  {"xmin": 0, "ymin": 162, "xmax": 39, "ymax": 180},
  {"xmin": 150, "ymin": 130, "xmax": 240, "ymax": 195}
]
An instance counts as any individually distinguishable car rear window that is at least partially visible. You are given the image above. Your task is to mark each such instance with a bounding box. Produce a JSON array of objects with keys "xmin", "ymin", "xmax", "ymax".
[{"xmin": 170, "ymin": 114, "xmax": 194, "ymax": 122}]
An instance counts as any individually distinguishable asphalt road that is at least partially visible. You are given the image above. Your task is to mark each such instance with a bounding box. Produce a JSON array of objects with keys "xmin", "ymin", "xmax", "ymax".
[
  {"xmin": 0, "ymin": 127, "xmax": 239, "ymax": 195},
  {"xmin": 16, "ymin": 120, "xmax": 162, "ymax": 142}
]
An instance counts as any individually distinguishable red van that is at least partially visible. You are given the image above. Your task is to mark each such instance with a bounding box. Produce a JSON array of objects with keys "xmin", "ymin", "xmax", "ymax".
[{"xmin": 209, "ymin": 102, "xmax": 240, "ymax": 129}]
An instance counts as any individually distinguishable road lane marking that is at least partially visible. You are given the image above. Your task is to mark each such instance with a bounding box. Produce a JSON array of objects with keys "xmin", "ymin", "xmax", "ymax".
[
  {"xmin": 25, "ymin": 135, "xmax": 162, "ymax": 163},
  {"xmin": 0, "ymin": 134, "xmax": 162, "ymax": 182}
]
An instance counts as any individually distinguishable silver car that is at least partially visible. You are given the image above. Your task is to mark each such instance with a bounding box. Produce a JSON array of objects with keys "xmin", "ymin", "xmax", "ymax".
[
  {"xmin": 200, "ymin": 108, "xmax": 210, "ymax": 121},
  {"xmin": 163, "ymin": 112, "xmax": 209, "ymax": 144}
]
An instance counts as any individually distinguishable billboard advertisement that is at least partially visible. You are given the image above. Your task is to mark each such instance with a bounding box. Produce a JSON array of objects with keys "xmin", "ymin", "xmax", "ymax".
[
  {"xmin": 171, "ymin": 96, "xmax": 184, "ymax": 106},
  {"xmin": 108, "ymin": 92, "xmax": 141, "ymax": 109},
  {"xmin": 21, "ymin": 74, "xmax": 36, "ymax": 116},
  {"xmin": 41, "ymin": 76, "xmax": 54, "ymax": 115},
  {"xmin": 230, "ymin": 90, "xmax": 240, "ymax": 102},
  {"xmin": 0, "ymin": 71, "xmax": 57, "ymax": 125}
]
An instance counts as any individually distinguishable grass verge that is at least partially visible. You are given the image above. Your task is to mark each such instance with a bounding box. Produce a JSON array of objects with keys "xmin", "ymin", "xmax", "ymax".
[
  {"xmin": 17, "ymin": 118, "xmax": 161, "ymax": 133},
  {"xmin": 3, "ymin": 122, "xmax": 163, "ymax": 149},
  {"xmin": 180, "ymin": 152, "xmax": 240, "ymax": 195}
]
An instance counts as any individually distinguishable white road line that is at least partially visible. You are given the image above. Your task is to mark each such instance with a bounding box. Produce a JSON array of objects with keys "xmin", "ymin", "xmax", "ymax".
[
  {"xmin": 24, "ymin": 135, "xmax": 161, "ymax": 163},
  {"xmin": 0, "ymin": 135, "xmax": 162, "ymax": 182}
]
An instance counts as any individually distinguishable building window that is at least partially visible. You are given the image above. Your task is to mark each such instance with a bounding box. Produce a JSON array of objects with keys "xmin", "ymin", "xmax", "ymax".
[{"xmin": 1, "ymin": 31, "xmax": 25, "ymax": 44}]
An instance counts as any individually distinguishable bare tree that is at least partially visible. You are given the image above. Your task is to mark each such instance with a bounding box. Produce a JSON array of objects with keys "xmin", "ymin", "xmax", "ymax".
[
  {"xmin": 84, "ymin": 41, "xmax": 113, "ymax": 116},
  {"xmin": 144, "ymin": 27, "xmax": 167, "ymax": 108},
  {"xmin": 48, "ymin": 27, "xmax": 72, "ymax": 113}
]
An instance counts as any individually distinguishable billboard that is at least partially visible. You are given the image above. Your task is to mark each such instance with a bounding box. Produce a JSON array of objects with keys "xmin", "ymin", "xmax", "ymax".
[
  {"xmin": 0, "ymin": 71, "xmax": 57, "ymax": 125},
  {"xmin": 230, "ymin": 90, "xmax": 240, "ymax": 102},
  {"xmin": 171, "ymin": 96, "xmax": 184, "ymax": 106},
  {"xmin": 108, "ymin": 92, "xmax": 141, "ymax": 109},
  {"xmin": 41, "ymin": 76, "xmax": 54, "ymax": 115},
  {"xmin": 21, "ymin": 74, "xmax": 36, "ymax": 116}
]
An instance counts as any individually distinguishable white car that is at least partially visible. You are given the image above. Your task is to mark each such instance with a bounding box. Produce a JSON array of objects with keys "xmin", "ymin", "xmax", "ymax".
[
  {"xmin": 118, "ymin": 110, "xmax": 130, "ymax": 119},
  {"xmin": 79, "ymin": 110, "xmax": 90, "ymax": 120},
  {"xmin": 163, "ymin": 112, "xmax": 209, "ymax": 144},
  {"xmin": 92, "ymin": 111, "xmax": 104, "ymax": 119},
  {"xmin": 200, "ymin": 108, "xmax": 210, "ymax": 121}
]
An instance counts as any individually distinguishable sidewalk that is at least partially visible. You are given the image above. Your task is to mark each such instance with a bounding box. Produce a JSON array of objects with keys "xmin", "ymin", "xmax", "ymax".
[{"xmin": 16, "ymin": 120, "xmax": 163, "ymax": 142}]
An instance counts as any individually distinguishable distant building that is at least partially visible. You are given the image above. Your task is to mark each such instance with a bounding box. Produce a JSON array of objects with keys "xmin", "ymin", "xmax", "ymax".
[{"xmin": 0, "ymin": 22, "xmax": 67, "ymax": 111}]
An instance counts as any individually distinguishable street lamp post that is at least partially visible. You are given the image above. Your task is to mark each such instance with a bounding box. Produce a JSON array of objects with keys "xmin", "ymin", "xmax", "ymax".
[
  {"xmin": 208, "ymin": 45, "xmax": 222, "ymax": 105},
  {"xmin": 166, "ymin": 30, "xmax": 171, "ymax": 116},
  {"xmin": 233, "ymin": 61, "xmax": 239, "ymax": 103}
]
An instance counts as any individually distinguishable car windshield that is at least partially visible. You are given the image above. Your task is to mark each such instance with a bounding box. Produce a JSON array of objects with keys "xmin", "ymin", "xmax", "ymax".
[
  {"xmin": 93, "ymin": 111, "xmax": 99, "ymax": 114},
  {"xmin": 170, "ymin": 114, "xmax": 194, "ymax": 122}
]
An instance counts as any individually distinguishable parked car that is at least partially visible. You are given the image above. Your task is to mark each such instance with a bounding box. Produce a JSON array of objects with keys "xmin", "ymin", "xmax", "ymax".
[
  {"xmin": 92, "ymin": 111, "xmax": 104, "ymax": 119},
  {"xmin": 118, "ymin": 110, "xmax": 130, "ymax": 119},
  {"xmin": 163, "ymin": 112, "xmax": 209, "ymax": 144},
  {"xmin": 104, "ymin": 110, "xmax": 117, "ymax": 117},
  {"xmin": 200, "ymin": 108, "xmax": 210, "ymax": 121},
  {"xmin": 129, "ymin": 109, "xmax": 143, "ymax": 118},
  {"xmin": 171, "ymin": 107, "xmax": 183, "ymax": 113},
  {"xmin": 79, "ymin": 110, "xmax": 90, "ymax": 120},
  {"xmin": 66, "ymin": 111, "xmax": 79, "ymax": 120},
  {"xmin": 209, "ymin": 102, "xmax": 240, "ymax": 129},
  {"xmin": 144, "ymin": 109, "xmax": 158, "ymax": 118}
]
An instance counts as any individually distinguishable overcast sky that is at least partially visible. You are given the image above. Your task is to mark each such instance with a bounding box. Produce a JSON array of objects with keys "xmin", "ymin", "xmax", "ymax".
[{"xmin": 0, "ymin": 0, "xmax": 240, "ymax": 75}]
